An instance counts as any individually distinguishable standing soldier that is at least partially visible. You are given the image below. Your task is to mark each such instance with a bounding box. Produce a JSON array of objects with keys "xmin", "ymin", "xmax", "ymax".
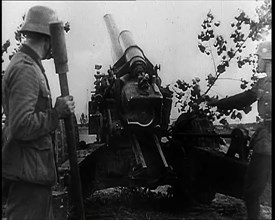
[
  {"xmin": 2, "ymin": 5, "xmax": 75, "ymax": 220},
  {"xmin": 208, "ymin": 41, "xmax": 271, "ymax": 219}
]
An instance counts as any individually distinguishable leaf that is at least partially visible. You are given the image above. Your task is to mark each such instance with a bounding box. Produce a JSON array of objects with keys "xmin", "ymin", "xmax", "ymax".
[
  {"xmin": 207, "ymin": 73, "xmax": 216, "ymax": 86},
  {"xmin": 243, "ymin": 105, "xmax": 252, "ymax": 114},
  {"xmin": 231, "ymin": 111, "xmax": 236, "ymax": 119},
  {"xmin": 2, "ymin": 40, "xmax": 11, "ymax": 54},
  {"xmin": 209, "ymin": 30, "xmax": 215, "ymax": 38},
  {"xmin": 193, "ymin": 84, "xmax": 201, "ymax": 95},
  {"xmin": 207, "ymin": 11, "xmax": 214, "ymax": 20},
  {"xmin": 201, "ymin": 24, "xmax": 207, "ymax": 29},
  {"xmin": 240, "ymin": 83, "xmax": 247, "ymax": 89},
  {"xmin": 237, "ymin": 60, "xmax": 245, "ymax": 68},
  {"xmin": 64, "ymin": 22, "xmax": 70, "ymax": 33},
  {"xmin": 230, "ymin": 33, "xmax": 236, "ymax": 39},
  {"xmin": 224, "ymin": 61, "xmax": 229, "ymax": 67},
  {"xmin": 198, "ymin": 44, "xmax": 206, "ymax": 53},
  {"xmin": 217, "ymin": 64, "xmax": 226, "ymax": 74},
  {"xmin": 224, "ymin": 109, "xmax": 232, "ymax": 116},
  {"xmin": 95, "ymin": 64, "xmax": 102, "ymax": 70},
  {"xmin": 176, "ymin": 80, "xmax": 189, "ymax": 92},
  {"xmin": 214, "ymin": 21, "xmax": 220, "ymax": 27},
  {"xmin": 219, "ymin": 118, "xmax": 228, "ymax": 125},
  {"xmin": 227, "ymin": 50, "xmax": 234, "ymax": 58},
  {"xmin": 194, "ymin": 77, "xmax": 200, "ymax": 82},
  {"xmin": 9, "ymin": 54, "xmax": 14, "ymax": 60},
  {"xmin": 236, "ymin": 112, "xmax": 242, "ymax": 120}
]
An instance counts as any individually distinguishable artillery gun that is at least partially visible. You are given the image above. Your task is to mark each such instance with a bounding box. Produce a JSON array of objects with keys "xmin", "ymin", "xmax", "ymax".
[
  {"xmin": 81, "ymin": 13, "xmax": 175, "ymax": 197},
  {"xmin": 77, "ymin": 14, "xmax": 251, "ymax": 207}
]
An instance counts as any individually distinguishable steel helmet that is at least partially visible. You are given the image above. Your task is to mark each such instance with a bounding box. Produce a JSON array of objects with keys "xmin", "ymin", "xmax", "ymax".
[
  {"xmin": 255, "ymin": 41, "xmax": 271, "ymax": 60},
  {"xmin": 20, "ymin": 5, "xmax": 58, "ymax": 36}
]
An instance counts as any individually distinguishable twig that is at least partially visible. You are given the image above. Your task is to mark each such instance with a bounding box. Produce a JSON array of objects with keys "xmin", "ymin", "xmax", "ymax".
[
  {"xmin": 203, "ymin": 9, "xmax": 270, "ymax": 96},
  {"xmin": 209, "ymin": 41, "xmax": 218, "ymax": 77}
]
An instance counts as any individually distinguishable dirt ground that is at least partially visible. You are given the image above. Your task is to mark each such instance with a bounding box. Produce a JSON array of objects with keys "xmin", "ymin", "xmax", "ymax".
[
  {"xmin": 2, "ymin": 126, "xmax": 271, "ymax": 220},
  {"xmin": 2, "ymin": 187, "xmax": 271, "ymax": 220},
  {"xmin": 1, "ymin": 165, "xmax": 271, "ymax": 220},
  {"xmin": 49, "ymin": 183, "xmax": 271, "ymax": 220},
  {"xmin": 2, "ymin": 163, "xmax": 271, "ymax": 220},
  {"xmin": 65, "ymin": 130, "xmax": 271, "ymax": 220}
]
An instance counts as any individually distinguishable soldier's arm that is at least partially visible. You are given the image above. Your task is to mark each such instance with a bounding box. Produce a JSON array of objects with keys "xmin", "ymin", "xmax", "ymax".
[
  {"xmin": 209, "ymin": 90, "xmax": 257, "ymax": 110},
  {"xmin": 8, "ymin": 63, "xmax": 59, "ymax": 141}
]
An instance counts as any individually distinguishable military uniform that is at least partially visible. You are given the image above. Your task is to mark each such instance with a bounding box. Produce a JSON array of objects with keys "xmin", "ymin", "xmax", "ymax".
[
  {"xmin": 2, "ymin": 44, "xmax": 59, "ymax": 220},
  {"xmin": 2, "ymin": 5, "xmax": 73, "ymax": 220},
  {"xmin": 211, "ymin": 41, "xmax": 271, "ymax": 219},
  {"xmin": 244, "ymin": 75, "xmax": 271, "ymax": 220}
]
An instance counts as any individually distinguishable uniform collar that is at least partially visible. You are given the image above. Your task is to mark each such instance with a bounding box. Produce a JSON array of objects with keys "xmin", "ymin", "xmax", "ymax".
[{"xmin": 20, "ymin": 44, "xmax": 45, "ymax": 73}]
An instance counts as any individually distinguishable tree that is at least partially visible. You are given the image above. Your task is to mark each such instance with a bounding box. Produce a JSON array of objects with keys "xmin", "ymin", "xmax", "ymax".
[
  {"xmin": 2, "ymin": 15, "xmax": 26, "ymax": 72},
  {"xmin": 173, "ymin": 0, "xmax": 271, "ymax": 125}
]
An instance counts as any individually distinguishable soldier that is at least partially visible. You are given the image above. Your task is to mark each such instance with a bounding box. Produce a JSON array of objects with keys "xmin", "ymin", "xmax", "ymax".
[
  {"xmin": 2, "ymin": 5, "xmax": 75, "ymax": 220},
  {"xmin": 208, "ymin": 41, "xmax": 271, "ymax": 219}
]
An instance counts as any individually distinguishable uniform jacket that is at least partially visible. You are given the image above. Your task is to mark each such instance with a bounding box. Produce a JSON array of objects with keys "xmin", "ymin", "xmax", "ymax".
[
  {"xmin": 250, "ymin": 76, "xmax": 271, "ymax": 121},
  {"xmin": 2, "ymin": 44, "xmax": 59, "ymax": 186},
  {"xmin": 214, "ymin": 76, "xmax": 271, "ymax": 155}
]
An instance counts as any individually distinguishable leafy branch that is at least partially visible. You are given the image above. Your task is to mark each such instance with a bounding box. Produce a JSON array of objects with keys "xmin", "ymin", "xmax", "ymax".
[{"xmin": 174, "ymin": 0, "xmax": 271, "ymax": 124}]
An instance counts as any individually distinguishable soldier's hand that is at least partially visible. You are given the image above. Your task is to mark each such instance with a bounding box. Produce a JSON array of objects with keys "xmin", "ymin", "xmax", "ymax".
[
  {"xmin": 54, "ymin": 95, "xmax": 75, "ymax": 118},
  {"xmin": 207, "ymin": 100, "xmax": 218, "ymax": 106}
]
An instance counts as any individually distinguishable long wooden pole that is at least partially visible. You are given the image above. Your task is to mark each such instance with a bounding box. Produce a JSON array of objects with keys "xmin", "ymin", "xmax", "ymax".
[{"xmin": 50, "ymin": 21, "xmax": 86, "ymax": 220}]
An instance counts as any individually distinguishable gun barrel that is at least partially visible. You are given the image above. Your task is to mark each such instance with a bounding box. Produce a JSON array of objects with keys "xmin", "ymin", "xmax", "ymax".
[
  {"xmin": 104, "ymin": 14, "xmax": 124, "ymax": 63},
  {"xmin": 104, "ymin": 14, "xmax": 146, "ymax": 69},
  {"xmin": 118, "ymin": 30, "xmax": 146, "ymax": 68},
  {"xmin": 118, "ymin": 30, "xmax": 136, "ymax": 52}
]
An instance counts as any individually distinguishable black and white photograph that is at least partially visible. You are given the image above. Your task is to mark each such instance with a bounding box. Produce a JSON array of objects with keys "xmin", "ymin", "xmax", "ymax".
[{"xmin": 2, "ymin": 1, "xmax": 271, "ymax": 219}]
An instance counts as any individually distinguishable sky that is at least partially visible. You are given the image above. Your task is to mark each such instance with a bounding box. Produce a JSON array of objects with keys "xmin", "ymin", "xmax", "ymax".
[{"xmin": 2, "ymin": 1, "xmax": 267, "ymax": 124}]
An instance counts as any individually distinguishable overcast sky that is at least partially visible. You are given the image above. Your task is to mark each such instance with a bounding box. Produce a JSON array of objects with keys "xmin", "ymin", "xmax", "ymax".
[{"xmin": 2, "ymin": 1, "xmax": 267, "ymax": 123}]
